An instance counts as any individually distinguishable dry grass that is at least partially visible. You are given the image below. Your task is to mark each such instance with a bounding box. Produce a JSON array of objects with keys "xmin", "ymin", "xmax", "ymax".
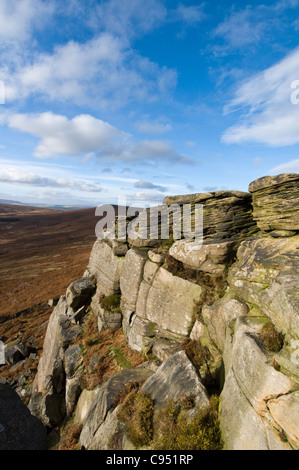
[
  {"xmin": 57, "ymin": 421, "xmax": 83, "ymax": 451},
  {"xmin": 77, "ymin": 312, "xmax": 146, "ymax": 390}
]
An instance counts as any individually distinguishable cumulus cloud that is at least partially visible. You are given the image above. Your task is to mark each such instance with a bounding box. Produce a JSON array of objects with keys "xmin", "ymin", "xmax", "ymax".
[
  {"xmin": 5, "ymin": 112, "xmax": 127, "ymax": 158},
  {"xmin": 0, "ymin": 1, "xmax": 209, "ymax": 110},
  {"xmin": 2, "ymin": 31, "xmax": 177, "ymax": 109},
  {"xmin": 0, "ymin": 0, "xmax": 55, "ymax": 43},
  {"xmin": 0, "ymin": 167, "xmax": 103, "ymax": 192},
  {"xmin": 2, "ymin": 111, "xmax": 190, "ymax": 164},
  {"xmin": 222, "ymin": 47, "xmax": 299, "ymax": 146}
]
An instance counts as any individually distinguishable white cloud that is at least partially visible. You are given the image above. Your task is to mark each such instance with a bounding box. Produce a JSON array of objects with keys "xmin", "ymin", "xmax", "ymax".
[
  {"xmin": 0, "ymin": 0, "xmax": 55, "ymax": 43},
  {"xmin": 2, "ymin": 32, "xmax": 177, "ymax": 109},
  {"xmin": 6, "ymin": 112, "xmax": 127, "ymax": 158},
  {"xmin": 2, "ymin": 111, "xmax": 190, "ymax": 164},
  {"xmin": 213, "ymin": 7, "xmax": 266, "ymax": 49},
  {"xmin": 212, "ymin": 1, "xmax": 299, "ymax": 54},
  {"xmin": 173, "ymin": 3, "xmax": 206, "ymax": 25},
  {"xmin": 222, "ymin": 48, "xmax": 299, "ymax": 146},
  {"xmin": 92, "ymin": 0, "xmax": 206, "ymax": 39},
  {"xmin": 270, "ymin": 159, "xmax": 299, "ymax": 173},
  {"xmin": 0, "ymin": 167, "xmax": 103, "ymax": 192},
  {"xmin": 93, "ymin": 0, "xmax": 167, "ymax": 40}
]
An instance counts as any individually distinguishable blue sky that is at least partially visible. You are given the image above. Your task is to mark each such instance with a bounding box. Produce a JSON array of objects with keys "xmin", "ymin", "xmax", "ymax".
[{"xmin": 0, "ymin": 0, "xmax": 299, "ymax": 207}]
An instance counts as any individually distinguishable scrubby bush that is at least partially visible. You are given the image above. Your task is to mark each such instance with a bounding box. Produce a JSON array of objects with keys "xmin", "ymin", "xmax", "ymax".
[
  {"xmin": 153, "ymin": 395, "xmax": 223, "ymax": 451},
  {"xmin": 118, "ymin": 391, "xmax": 154, "ymax": 448},
  {"xmin": 259, "ymin": 322, "xmax": 284, "ymax": 353}
]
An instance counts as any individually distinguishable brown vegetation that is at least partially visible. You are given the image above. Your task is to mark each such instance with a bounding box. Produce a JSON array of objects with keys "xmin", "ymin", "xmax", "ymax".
[{"xmin": 0, "ymin": 204, "xmax": 96, "ymax": 385}]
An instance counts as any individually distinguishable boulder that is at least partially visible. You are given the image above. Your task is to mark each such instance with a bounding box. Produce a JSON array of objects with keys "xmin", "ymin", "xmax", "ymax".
[
  {"xmin": 66, "ymin": 277, "xmax": 96, "ymax": 311},
  {"xmin": 164, "ymin": 190, "xmax": 256, "ymax": 243},
  {"xmin": 0, "ymin": 384, "xmax": 47, "ymax": 450},
  {"xmin": 220, "ymin": 316, "xmax": 298, "ymax": 450},
  {"xmin": 202, "ymin": 293, "xmax": 249, "ymax": 352},
  {"xmin": 124, "ymin": 314, "xmax": 155, "ymax": 353},
  {"xmin": 220, "ymin": 368, "xmax": 291, "ymax": 450},
  {"xmin": 249, "ymin": 173, "xmax": 299, "ymax": 231},
  {"xmin": 4, "ymin": 344, "xmax": 25, "ymax": 366},
  {"xmin": 141, "ymin": 350, "xmax": 210, "ymax": 413},
  {"xmin": 267, "ymin": 391, "xmax": 299, "ymax": 448},
  {"xmin": 29, "ymin": 296, "xmax": 81, "ymax": 427},
  {"xmin": 169, "ymin": 239, "xmax": 236, "ymax": 275},
  {"xmin": 64, "ymin": 344, "xmax": 83, "ymax": 379},
  {"xmin": 228, "ymin": 235, "xmax": 299, "ymax": 341},
  {"xmin": 98, "ymin": 308, "xmax": 122, "ymax": 333},
  {"xmin": 120, "ymin": 249, "xmax": 147, "ymax": 311},
  {"xmin": 87, "ymin": 240, "xmax": 124, "ymax": 296},
  {"xmin": 141, "ymin": 267, "xmax": 202, "ymax": 337},
  {"xmin": 151, "ymin": 338, "xmax": 183, "ymax": 362},
  {"xmin": 229, "ymin": 317, "xmax": 295, "ymax": 414},
  {"xmin": 79, "ymin": 367, "xmax": 154, "ymax": 450},
  {"xmin": 74, "ymin": 388, "xmax": 99, "ymax": 426}
]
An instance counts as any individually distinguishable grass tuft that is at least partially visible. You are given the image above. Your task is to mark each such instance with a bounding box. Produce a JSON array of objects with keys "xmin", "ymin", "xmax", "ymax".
[{"xmin": 118, "ymin": 391, "xmax": 154, "ymax": 448}]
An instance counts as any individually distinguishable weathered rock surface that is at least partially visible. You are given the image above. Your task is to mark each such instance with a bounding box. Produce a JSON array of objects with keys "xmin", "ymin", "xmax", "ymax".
[
  {"xmin": 202, "ymin": 293, "xmax": 249, "ymax": 352},
  {"xmin": 228, "ymin": 234, "xmax": 299, "ymax": 341},
  {"xmin": 220, "ymin": 316, "xmax": 298, "ymax": 450},
  {"xmin": 142, "ymin": 267, "xmax": 202, "ymax": 337},
  {"xmin": 29, "ymin": 296, "xmax": 82, "ymax": 427},
  {"xmin": 169, "ymin": 239, "xmax": 236, "ymax": 275},
  {"xmin": 66, "ymin": 277, "xmax": 96, "ymax": 311},
  {"xmin": 164, "ymin": 190, "xmax": 257, "ymax": 242},
  {"xmin": 0, "ymin": 383, "xmax": 47, "ymax": 450},
  {"xmin": 87, "ymin": 239, "xmax": 124, "ymax": 296},
  {"xmin": 79, "ymin": 367, "xmax": 154, "ymax": 450},
  {"xmin": 120, "ymin": 249, "xmax": 147, "ymax": 311},
  {"xmin": 249, "ymin": 173, "xmax": 299, "ymax": 231},
  {"xmin": 267, "ymin": 391, "xmax": 299, "ymax": 448},
  {"xmin": 141, "ymin": 350, "xmax": 210, "ymax": 413}
]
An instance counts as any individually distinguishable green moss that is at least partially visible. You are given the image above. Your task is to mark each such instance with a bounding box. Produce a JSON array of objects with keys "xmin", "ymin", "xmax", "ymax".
[
  {"xmin": 99, "ymin": 294, "xmax": 121, "ymax": 312},
  {"xmin": 109, "ymin": 346, "xmax": 132, "ymax": 369}
]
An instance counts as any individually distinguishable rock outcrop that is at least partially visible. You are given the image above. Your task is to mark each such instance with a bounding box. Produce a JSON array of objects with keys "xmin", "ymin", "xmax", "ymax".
[
  {"xmin": 10, "ymin": 172, "xmax": 297, "ymax": 451},
  {"xmin": 0, "ymin": 383, "xmax": 47, "ymax": 450},
  {"xmin": 249, "ymin": 173, "xmax": 299, "ymax": 232}
]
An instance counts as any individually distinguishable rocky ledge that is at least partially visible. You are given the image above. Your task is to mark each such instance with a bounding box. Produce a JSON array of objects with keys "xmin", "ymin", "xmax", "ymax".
[{"xmin": 0, "ymin": 173, "xmax": 298, "ymax": 450}]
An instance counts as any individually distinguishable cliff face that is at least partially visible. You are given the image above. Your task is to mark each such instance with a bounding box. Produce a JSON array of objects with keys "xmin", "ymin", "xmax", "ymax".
[{"xmin": 29, "ymin": 173, "xmax": 299, "ymax": 450}]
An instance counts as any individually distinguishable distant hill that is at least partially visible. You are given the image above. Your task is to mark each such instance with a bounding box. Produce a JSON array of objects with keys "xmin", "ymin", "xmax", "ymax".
[
  {"xmin": 0, "ymin": 198, "xmax": 23, "ymax": 205},
  {"xmin": 0, "ymin": 200, "xmax": 93, "ymax": 210}
]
